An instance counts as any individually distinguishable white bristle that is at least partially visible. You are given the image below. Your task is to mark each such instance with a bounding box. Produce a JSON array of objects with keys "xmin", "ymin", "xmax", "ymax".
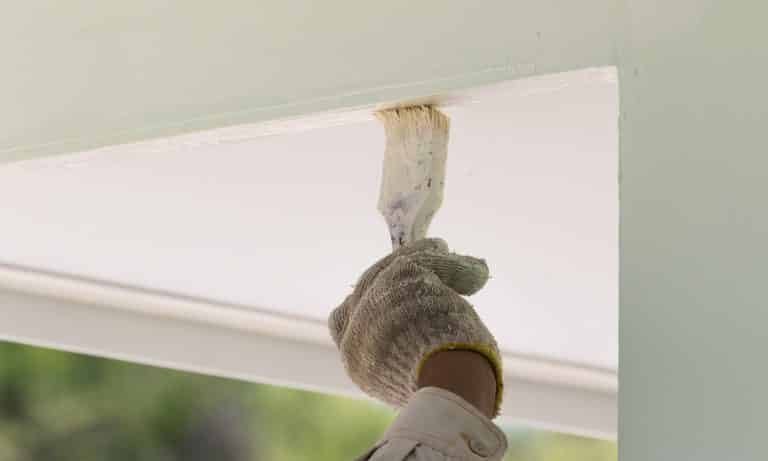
[{"xmin": 376, "ymin": 106, "xmax": 450, "ymax": 249}]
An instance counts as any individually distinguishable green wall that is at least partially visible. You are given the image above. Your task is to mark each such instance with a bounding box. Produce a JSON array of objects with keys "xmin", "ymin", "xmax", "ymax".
[{"xmin": 618, "ymin": 1, "xmax": 768, "ymax": 459}]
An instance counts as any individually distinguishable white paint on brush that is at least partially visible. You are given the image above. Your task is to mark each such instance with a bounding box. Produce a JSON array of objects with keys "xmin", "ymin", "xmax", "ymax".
[{"xmin": 376, "ymin": 107, "xmax": 449, "ymax": 249}]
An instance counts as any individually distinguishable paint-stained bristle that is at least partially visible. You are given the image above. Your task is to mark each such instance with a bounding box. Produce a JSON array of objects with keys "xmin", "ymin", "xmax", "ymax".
[
  {"xmin": 376, "ymin": 105, "xmax": 449, "ymax": 248},
  {"xmin": 375, "ymin": 106, "xmax": 450, "ymax": 141}
]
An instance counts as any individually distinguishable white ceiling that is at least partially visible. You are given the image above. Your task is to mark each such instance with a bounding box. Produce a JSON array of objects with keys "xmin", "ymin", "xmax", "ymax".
[{"xmin": 0, "ymin": 69, "xmax": 618, "ymax": 370}]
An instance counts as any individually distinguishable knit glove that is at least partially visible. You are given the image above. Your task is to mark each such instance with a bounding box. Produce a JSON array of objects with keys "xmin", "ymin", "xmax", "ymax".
[{"xmin": 329, "ymin": 238, "xmax": 503, "ymax": 416}]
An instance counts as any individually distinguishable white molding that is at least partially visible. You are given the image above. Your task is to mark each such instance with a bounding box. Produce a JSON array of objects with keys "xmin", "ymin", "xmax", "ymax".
[{"xmin": 0, "ymin": 262, "xmax": 616, "ymax": 439}]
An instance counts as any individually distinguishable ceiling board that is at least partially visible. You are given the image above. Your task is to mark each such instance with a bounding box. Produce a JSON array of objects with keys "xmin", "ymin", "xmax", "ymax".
[{"xmin": 0, "ymin": 69, "xmax": 618, "ymax": 369}]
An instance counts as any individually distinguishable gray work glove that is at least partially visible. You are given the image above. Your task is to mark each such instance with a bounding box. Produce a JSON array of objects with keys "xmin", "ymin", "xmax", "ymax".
[{"xmin": 329, "ymin": 238, "xmax": 503, "ymax": 415}]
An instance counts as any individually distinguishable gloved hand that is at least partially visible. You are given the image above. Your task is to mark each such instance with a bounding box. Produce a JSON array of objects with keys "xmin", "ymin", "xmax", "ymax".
[{"xmin": 329, "ymin": 238, "xmax": 503, "ymax": 416}]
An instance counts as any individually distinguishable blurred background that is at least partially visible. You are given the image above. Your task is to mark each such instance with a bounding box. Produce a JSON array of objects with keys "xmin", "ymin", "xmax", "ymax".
[{"xmin": 0, "ymin": 341, "xmax": 615, "ymax": 461}]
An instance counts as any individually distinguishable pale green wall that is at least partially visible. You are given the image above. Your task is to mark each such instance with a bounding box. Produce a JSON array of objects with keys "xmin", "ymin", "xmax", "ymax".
[
  {"xmin": 1, "ymin": 1, "xmax": 616, "ymax": 162},
  {"xmin": 618, "ymin": 1, "xmax": 768, "ymax": 459}
]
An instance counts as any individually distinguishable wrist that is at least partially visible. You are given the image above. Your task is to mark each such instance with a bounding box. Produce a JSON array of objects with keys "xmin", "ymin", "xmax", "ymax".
[{"xmin": 416, "ymin": 350, "xmax": 498, "ymax": 418}]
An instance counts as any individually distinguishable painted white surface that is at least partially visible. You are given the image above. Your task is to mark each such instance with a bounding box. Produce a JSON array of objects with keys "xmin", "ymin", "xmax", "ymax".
[{"xmin": 0, "ymin": 69, "xmax": 618, "ymax": 370}]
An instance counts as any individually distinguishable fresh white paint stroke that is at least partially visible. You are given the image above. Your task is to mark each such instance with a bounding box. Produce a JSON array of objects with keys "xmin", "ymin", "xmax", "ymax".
[{"xmin": 0, "ymin": 68, "xmax": 618, "ymax": 371}]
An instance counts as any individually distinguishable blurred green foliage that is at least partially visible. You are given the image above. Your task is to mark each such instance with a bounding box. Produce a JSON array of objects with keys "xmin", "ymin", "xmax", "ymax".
[{"xmin": 0, "ymin": 341, "xmax": 614, "ymax": 461}]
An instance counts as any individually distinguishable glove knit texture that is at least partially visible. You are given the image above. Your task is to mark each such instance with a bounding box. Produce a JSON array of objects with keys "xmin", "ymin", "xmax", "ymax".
[{"xmin": 329, "ymin": 238, "xmax": 503, "ymax": 416}]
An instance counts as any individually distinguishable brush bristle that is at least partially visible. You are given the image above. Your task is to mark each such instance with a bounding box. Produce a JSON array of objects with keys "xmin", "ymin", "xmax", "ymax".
[
  {"xmin": 376, "ymin": 105, "xmax": 449, "ymax": 247},
  {"xmin": 375, "ymin": 106, "xmax": 450, "ymax": 138}
]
